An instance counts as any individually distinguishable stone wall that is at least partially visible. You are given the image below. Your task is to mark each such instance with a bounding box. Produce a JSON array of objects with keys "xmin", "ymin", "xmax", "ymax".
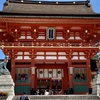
[
  {"xmin": 0, "ymin": 75, "xmax": 15, "ymax": 100},
  {"xmin": 92, "ymin": 74, "xmax": 100, "ymax": 96}
]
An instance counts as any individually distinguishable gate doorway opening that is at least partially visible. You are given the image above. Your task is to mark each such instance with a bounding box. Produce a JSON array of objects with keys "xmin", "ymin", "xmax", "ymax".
[
  {"xmin": 37, "ymin": 78, "xmax": 50, "ymax": 90},
  {"xmin": 52, "ymin": 79, "xmax": 62, "ymax": 90},
  {"xmin": 37, "ymin": 78, "xmax": 63, "ymax": 94}
]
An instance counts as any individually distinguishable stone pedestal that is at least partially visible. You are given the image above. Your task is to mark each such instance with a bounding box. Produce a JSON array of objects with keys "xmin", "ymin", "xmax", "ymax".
[
  {"xmin": 0, "ymin": 75, "xmax": 15, "ymax": 100},
  {"xmin": 92, "ymin": 74, "xmax": 100, "ymax": 96}
]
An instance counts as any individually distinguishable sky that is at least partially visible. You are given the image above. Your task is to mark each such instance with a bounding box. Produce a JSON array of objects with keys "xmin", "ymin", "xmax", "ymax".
[
  {"xmin": 0, "ymin": 0, "xmax": 100, "ymax": 13},
  {"xmin": 0, "ymin": 0, "xmax": 100, "ymax": 59}
]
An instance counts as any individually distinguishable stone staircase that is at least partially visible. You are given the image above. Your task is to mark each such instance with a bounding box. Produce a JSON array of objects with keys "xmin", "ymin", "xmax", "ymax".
[{"xmin": 12, "ymin": 95, "xmax": 100, "ymax": 100}]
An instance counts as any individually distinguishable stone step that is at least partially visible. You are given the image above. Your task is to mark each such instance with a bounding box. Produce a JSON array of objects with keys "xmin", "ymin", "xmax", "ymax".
[
  {"xmin": 13, "ymin": 99, "xmax": 100, "ymax": 100},
  {"xmin": 12, "ymin": 95, "xmax": 100, "ymax": 100}
]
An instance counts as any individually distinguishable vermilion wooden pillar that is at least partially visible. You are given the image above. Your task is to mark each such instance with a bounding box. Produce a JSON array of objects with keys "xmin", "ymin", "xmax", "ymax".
[
  {"xmin": 35, "ymin": 68, "xmax": 37, "ymax": 91},
  {"xmin": 50, "ymin": 78, "xmax": 52, "ymax": 90},
  {"xmin": 31, "ymin": 60, "xmax": 36, "ymax": 90},
  {"xmin": 11, "ymin": 59, "xmax": 15, "ymax": 83},
  {"xmin": 68, "ymin": 59, "xmax": 74, "ymax": 94},
  {"xmin": 68, "ymin": 67, "xmax": 73, "ymax": 87},
  {"xmin": 87, "ymin": 59, "xmax": 92, "ymax": 94},
  {"xmin": 31, "ymin": 67, "xmax": 36, "ymax": 88},
  {"xmin": 63, "ymin": 66, "xmax": 68, "ymax": 93}
]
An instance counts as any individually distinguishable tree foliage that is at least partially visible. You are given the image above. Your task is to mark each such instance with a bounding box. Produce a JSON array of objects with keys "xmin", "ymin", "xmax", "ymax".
[{"xmin": 92, "ymin": 53, "xmax": 100, "ymax": 60}]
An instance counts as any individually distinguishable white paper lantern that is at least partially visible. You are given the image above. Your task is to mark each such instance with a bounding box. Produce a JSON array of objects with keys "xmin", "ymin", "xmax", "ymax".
[
  {"xmin": 31, "ymin": 67, "xmax": 35, "ymax": 74},
  {"xmin": 69, "ymin": 67, "xmax": 73, "ymax": 74}
]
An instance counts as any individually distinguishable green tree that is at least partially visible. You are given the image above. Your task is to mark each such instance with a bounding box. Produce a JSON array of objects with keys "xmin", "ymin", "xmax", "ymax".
[{"xmin": 92, "ymin": 53, "xmax": 100, "ymax": 60}]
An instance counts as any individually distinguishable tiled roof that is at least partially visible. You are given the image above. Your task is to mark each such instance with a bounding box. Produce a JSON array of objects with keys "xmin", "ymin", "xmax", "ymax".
[{"xmin": 2, "ymin": 2, "xmax": 96, "ymax": 15}]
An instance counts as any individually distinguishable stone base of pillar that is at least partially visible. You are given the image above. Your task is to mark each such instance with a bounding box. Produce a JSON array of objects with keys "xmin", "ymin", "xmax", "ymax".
[
  {"xmin": 69, "ymin": 88, "xmax": 74, "ymax": 94},
  {"xmin": 88, "ymin": 88, "xmax": 92, "ymax": 94}
]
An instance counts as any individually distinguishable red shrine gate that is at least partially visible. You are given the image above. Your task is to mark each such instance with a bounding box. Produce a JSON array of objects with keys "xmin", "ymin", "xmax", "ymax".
[{"xmin": 0, "ymin": 1, "xmax": 100, "ymax": 94}]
